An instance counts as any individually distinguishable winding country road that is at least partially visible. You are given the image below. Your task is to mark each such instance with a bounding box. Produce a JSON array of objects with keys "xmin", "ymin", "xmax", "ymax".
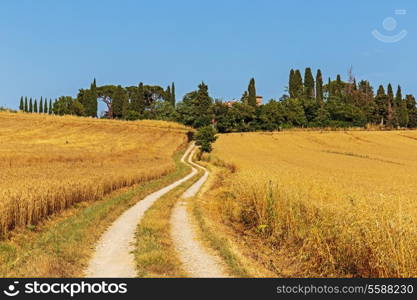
[
  {"xmin": 85, "ymin": 143, "xmax": 225, "ymax": 278},
  {"xmin": 170, "ymin": 151, "xmax": 227, "ymax": 277},
  {"xmin": 85, "ymin": 144, "xmax": 197, "ymax": 278}
]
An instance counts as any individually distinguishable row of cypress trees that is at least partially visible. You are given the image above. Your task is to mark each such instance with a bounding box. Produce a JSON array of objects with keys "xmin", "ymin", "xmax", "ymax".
[
  {"xmin": 287, "ymin": 68, "xmax": 417, "ymax": 128},
  {"xmin": 19, "ymin": 96, "xmax": 54, "ymax": 114}
]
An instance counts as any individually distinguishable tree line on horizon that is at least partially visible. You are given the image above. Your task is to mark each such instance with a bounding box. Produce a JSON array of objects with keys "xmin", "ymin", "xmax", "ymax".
[
  {"xmin": 17, "ymin": 68, "xmax": 417, "ymax": 132},
  {"xmin": 19, "ymin": 96, "xmax": 54, "ymax": 115}
]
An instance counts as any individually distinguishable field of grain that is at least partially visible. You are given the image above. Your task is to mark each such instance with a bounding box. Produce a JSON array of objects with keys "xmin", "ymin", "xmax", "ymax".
[
  {"xmin": 0, "ymin": 112, "xmax": 190, "ymax": 236},
  {"xmin": 210, "ymin": 130, "xmax": 417, "ymax": 277}
]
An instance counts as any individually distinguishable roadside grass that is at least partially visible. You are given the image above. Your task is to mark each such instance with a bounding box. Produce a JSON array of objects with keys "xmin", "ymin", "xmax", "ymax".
[
  {"xmin": 0, "ymin": 149, "xmax": 190, "ymax": 277},
  {"xmin": 134, "ymin": 165, "xmax": 203, "ymax": 278},
  {"xmin": 191, "ymin": 154, "xmax": 277, "ymax": 278},
  {"xmin": 187, "ymin": 154, "xmax": 251, "ymax": 277},
  {"xmin": 191, "ymin": 194, "xmax": 250, "ymax": 278}
]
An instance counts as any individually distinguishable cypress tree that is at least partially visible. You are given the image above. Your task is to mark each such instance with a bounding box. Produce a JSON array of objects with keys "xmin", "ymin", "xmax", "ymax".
[
  {"xmin": 165, "ymin": 86, "xmax": 172, "ymax": 103},
  {"xmin": 376, "ymin": 85, "xmax": 385, "ymax": 97},
  {"xmin": 248, "ymin": 78, "xmax": 257, "ymax": 107},
  {"xmin": 289, "ymin": 69, "xmax": 295, "ymax": 98},
  {"xmin": 393, "ymin": 85, "xmax": 401, "ymax": 127},
  {"xmin": 24, "ymin": 97, "xmax": 28, "ymax": 112},
  {"xmin": 395, "ymin": 85, "xmax": 402, "ymax": 107},
  {"xmin": 137, "ymin": 82, "xmax": 145, "ymax": 113},
  {"xmin": 44, "ymin": 98, "xmax": 48, "ymax": 114},
  {"xmin": 90, "ymin": 78, "xmax": 98, "ymax": 117},
  {"xmin": 374, "ymin": 85, "xmax": 387, "ymax": 125},
  {"xmin": 29, "ymin": 98, "xmax": 33, "ymax": 113},
  {"xmin": 294, "ymin": 70, "xmax": 303, "ymax": 98},
  {"xmin": 34, "ymin": 99, "xmax": 38, "ymax": 113},
  {"xmin": 304, "ymin": 67, "xmax": 315, "ymax": 98},
  {"xmin": 387, "ymin": 84, "xmax": 394, "ymax": 127},
  {"xmin": 171, "ymin": 82, "xmax": 176, "ymax": 107},
  {"xmin": 49, "ymin": 99, "xmax": 53, "ymax": 114},
  {"xmin": 315, "ymin": 69, "xmax": 323, "ymax": 104},
  {"xmin": 19, "ymin": 96, "xmax": 24, "ymax": 111},
  {"xmin": 39, "ymin": 97, "xmax": 43, "ymax": 113},
  {"xmin": 336, "ymin": 74, "xmax": 342, "ymax": 97},
  {"xmin": 394, "ymin": 85, "xmax": 408, "ymax": 127}
]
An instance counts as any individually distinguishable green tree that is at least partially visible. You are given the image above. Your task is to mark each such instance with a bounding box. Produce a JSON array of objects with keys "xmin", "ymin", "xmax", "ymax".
[
  {"xmin": 248, "ymin": 78, "xmax": 257, "ymax": 107},
  {"xmin": 281, "ymin": 97, "xmax": 307, "ymax": 127},
  {"xmin": 212, "ymin": 101, "xmax": 233, "ymax": 133},
  {"xmin": 77, "ymin": 79, "xmax": 98, "ymax": 117},
  {"xmin": 228, "ymin": 102, "xmax": 256, "ymax": 131},
  {"xmin": 326, "ymin": 98, "xmax": 366, "ymax": 127},
  {"xmin": 89, "ymin": 78, "xmax": 98, "ymax": 117},
  {"xmin": 165, "ymin": 85, "xmax": 172, "ymax": 103},
  {"xmin": 394, "ymin": 85, "xmax": 408, "ymax": 127},
  {"xmin": 177, "ymin": 82, "xmax": 213, "ymax": 128},
  {"xmin": 314, "ymin": 105, "xmax": 330, "ymax": 127},
  {"xmin": 194, "ymin": 82, "xmax": 213, "ymax": 127},
  {"xmin": 29, "ymin": 98, "xmax": 33, "ymax": 113},
  {"xmin": 24, "ymin": 97, "xmax": 28, "ymax": 112},
  {"xmin": 335, "ymin": 74, "xmax": 342, "ymax": 97},
  {"xmin": 142, "ymin": 85, "xmax": 165, "ymax": 107},
  {"xmin": 53, "ymin": 96, "xmax": 85, "ymax": 116},
  {"xmin": 405, "ymin": 95, "xmax": 417, "ymax": 128},
  {"xmin": 152, "ymin": 100, "xmax": 178, "ymax": 121},
  {"xmin": 128, "ymin": 82, "xmax": 145, "ymax": 114},
  {"xmin": 387, "ymin": 83, "xmax": 394, "ymax": 127},
  {"xmin": 304, "ymin": 67, "xmax": 315, "ymax": 98},
  {"xmin": 39, "ymin": 97, "xmax": 43, "ymax": 113},
  {"xmin": 171, "ymin": 82, "xmax": 176, "ymax": 107},
  {"xmin": 34, "ymin": 99, "xmax": 38, "ymax": 113},
  {"xmin": 49, "ymin": 99, "xmax": 53, "ymax": 114},
  {"xmin": 257, "ymin": 100, "xmax": 285, "ymax": 131},
  {"xmin": 374, "ymin": 85, "xmax": 387, "ymax": 125},
  {"xmin": 315, "ymin": 69, "xmax": 323, "ymax": 104},
  {"xmin": 195, "ymin": 125, "xmax": 217, "ymax": 153},
  {"xmin": 288, "ymin": 69, "xmax": 295, "ymax": 98},
  {"xmin": 294, "ymin": 70, "xmax": 303, "ymax": 98},
  {"xmin": 44, "ymin": 98, "xmax": 48, "ymax": 114},
  {"xmin": 19, "ymin": 96, "xmax": 24, "ymax": 111},
  {"xmin": 112, "ymin": 85, "xmax": 128, "ymax": 118}
]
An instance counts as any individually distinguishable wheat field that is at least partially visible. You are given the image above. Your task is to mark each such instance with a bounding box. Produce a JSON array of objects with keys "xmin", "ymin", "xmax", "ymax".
[
  {"xmin": 0, "ymin": 112, "xmax": 189, "ymax": 236},
  {"xmin": 210, "ymin": 130, "xmax": 417, "ymax": 277}
]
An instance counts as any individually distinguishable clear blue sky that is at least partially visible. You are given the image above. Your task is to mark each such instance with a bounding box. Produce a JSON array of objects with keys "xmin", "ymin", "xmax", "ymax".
[{"xmin": 1, "ymin": 0, "xmax": 416, "ymax": 111}]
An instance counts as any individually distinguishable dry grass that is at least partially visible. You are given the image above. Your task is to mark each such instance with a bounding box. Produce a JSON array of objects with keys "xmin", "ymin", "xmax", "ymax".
[
  {"xmin": 0, "ymin": 112, "xmax": 190, "ymax": 237},
  {"xmin": 209, "ymin": 130, "xmax": 417, "ymax": 277},
  {"xmin": 0, "ymin": 150, "xmax": 191, "ymax": 277}
]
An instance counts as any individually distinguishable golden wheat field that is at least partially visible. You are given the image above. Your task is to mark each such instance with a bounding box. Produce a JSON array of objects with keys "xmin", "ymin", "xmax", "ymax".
[
  {"xmin": 211, "ymin": 130, "xmax": 417, "ymax": 277},
  {"xmin": 0, "ymin": 112, "xmax": 189, "ymax": 236}
]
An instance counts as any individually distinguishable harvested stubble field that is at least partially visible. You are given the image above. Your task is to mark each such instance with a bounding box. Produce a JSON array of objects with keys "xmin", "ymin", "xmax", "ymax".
[
  {"xmin": 210, "ymin": 130, "xmax": 417, "ymax": 277},
  {"xmin": 0, "ymin": 112, "xmax": 189, "ymax": 236}
]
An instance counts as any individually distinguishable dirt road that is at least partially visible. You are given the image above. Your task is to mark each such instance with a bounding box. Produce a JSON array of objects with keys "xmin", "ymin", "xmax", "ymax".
[
  {"xmin": 170, "ymin": 152, "xmax": 227, "ymax": 277},
  {"xmin": 85, "ymin": 145, "xmax": 197, "ymax": 277}
]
